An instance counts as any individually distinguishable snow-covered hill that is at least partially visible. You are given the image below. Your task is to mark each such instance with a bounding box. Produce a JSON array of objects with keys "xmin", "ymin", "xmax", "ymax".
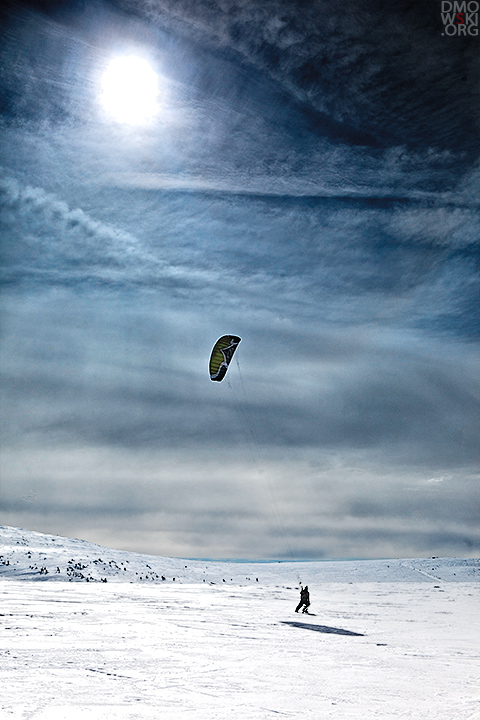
[{"xmin": 1, "ymin": 525, "xmax": 478, "ymax": 585}]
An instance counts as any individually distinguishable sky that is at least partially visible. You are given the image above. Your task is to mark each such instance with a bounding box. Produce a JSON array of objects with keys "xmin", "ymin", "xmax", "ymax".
[{"xmin": 0, "ymin": 0, "xmax": 479, "ymax": 560}]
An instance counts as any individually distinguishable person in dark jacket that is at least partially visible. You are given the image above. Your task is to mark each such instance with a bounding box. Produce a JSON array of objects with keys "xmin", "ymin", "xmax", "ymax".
[{"xmin": 295, "ymin": 585, "xmax": 310, "ymax": 613}]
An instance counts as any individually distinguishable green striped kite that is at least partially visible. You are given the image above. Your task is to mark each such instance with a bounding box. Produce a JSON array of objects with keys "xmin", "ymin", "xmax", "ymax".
[{"xmin": 209, "ymin": 335, "xmax": 241, "ymax": 382}]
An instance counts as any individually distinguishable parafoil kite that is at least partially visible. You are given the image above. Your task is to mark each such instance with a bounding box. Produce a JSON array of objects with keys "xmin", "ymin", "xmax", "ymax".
[{"xmin": 209, "ymin": 335, "xmax": 241, "ymax": 382}]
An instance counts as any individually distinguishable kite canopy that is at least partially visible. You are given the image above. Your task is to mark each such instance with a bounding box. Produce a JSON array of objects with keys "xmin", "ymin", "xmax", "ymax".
[{"xmin": 209, "ymin": 335, "xmax": 241, "ymax": 382}]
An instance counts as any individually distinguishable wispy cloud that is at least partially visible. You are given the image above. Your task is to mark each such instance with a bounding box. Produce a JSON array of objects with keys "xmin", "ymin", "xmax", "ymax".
[
  {"xmin": 0, "ymin": 172, "xmax": 224, "ymax": 289},
  {"xmin": 0, "ymin": 173, "xmax": 138, "ymax": 248},
  {"xmin": 121, "ymin": 0, "xmax": 480, "ymax": 153},
  {"xmin": 2, "ymin": 445, "xmax": 479, "ymax": 558}
]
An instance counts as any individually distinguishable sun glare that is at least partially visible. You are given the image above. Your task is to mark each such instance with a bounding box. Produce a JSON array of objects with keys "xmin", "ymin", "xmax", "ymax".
[{"xmin": 100, "ymin": 55, "xmax": 160, "ymax": 125}]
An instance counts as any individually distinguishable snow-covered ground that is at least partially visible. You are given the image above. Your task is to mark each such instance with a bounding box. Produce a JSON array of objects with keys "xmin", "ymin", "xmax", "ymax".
[{"xmin": 1, "ymin": 527, "xmax": 479, "ymax": 719}]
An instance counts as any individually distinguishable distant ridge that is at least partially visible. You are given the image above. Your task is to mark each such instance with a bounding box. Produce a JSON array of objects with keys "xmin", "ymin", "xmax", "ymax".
[{"xmin": 1, "ymin": 526, "xmax": 478, "ymax": 585}]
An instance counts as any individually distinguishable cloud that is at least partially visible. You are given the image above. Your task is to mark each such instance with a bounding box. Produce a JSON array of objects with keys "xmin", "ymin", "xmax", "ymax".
[
  {"xmin": 118, "ymin": 0, "xmax": 480, "ymax": 152},
  {"xmin": 0, "ymin": 0, "xmax": 478, "ymax": 559},
  {"xmin": 0, "ymin": 173, "xmax": 136, "ymax": 247},
  {"xmin": 387, "ymin": 206, "xmax": 480, "ymax": 249},
  {"xmin": 0, "ymin": 171, "xmax": 227, "ymax": 290},
  {"xmin": 1, "ymin": 1, "xmax": 477, "ymax": 197},
  {"xmin": 1, "ymin": 288, "xmax": 478, "ymax": 469},
  {"xmin": 2, "ymin": 445, "xmax": 478, "ymax": 558},
  {"xmin": 425, "ymin": 476, "xmax": 448, "ymax": 485},
  {"xmin": 3, "ymin": 156, "xmax": 478, "ymax": 345}
]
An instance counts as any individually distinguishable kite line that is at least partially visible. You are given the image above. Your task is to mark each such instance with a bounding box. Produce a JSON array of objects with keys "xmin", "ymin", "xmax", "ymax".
[{"xmin": 228, "ymin": 356, "xmax": 302, "ymax": 584}]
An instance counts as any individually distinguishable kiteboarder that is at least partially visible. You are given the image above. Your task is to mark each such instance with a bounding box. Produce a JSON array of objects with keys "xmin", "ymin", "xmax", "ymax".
[{"xmin": 295, "ymin": 585, "xmax": 310, "ymax": 613}]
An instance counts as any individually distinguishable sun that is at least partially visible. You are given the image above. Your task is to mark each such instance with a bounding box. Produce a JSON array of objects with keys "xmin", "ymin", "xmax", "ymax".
[{"xmin": 100, "ymin": 55, "xmax": 160, "ymax": 125}]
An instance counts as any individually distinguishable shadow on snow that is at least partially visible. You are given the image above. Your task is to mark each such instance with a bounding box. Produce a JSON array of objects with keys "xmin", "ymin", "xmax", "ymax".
[{"xmin": 281, "ymin": 621, "xmax": 364, "ymax": 636}]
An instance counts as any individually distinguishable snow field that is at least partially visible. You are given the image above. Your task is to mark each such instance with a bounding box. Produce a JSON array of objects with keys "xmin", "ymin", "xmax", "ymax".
[
  {"xmin": 1, "ymin": 527, "xmax": 478, "ymax": 718},
  {"xmin": 1, "ymin": 577, "xmax": 478, "ymax": 719}
]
